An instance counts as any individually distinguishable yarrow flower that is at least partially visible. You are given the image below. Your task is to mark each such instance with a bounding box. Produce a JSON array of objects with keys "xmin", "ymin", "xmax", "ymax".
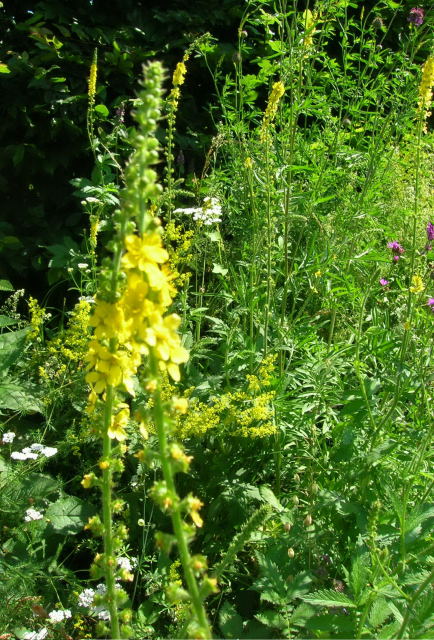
[
  {"xmin": 23, "ymin": 630, "xmax": 48, "ymax": 640},
  {"xmin": 78, "ymin": 588, "xmax": 96, "ymax": 607},
  {"xmin": 1, "ymin": 431, "xmax": 15, "ymax": 443},
  {"xmin": 24, "ymin": 508, "xmax": 44, "ymax": 522},
  {"xmin": 174, "ymin": 197, "xmax": 222, "ymax": 225},
  {"xmin": 48, "ymin": 609, "xmax": 72, "ymax": 623},
  {"xmin": 408, "ymin": 7, "xmax": 425, "ymax": 26},
  {"xmin": 11, "ymin": 443, "xmax": 58, "ymax": 461}
]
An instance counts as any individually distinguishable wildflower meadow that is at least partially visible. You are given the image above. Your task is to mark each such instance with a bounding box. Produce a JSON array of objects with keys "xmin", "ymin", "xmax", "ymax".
[{"xmin": 0, "ymin": 1, "xmax": 433, "ymax": 638}]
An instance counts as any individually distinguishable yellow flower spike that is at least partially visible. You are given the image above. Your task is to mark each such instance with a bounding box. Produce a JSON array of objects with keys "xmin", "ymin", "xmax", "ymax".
[
  {"xmin": 409, "ymin": 274, "xmax": 425, "ymax": 294},
  {"xmin": 88, "ymin": 49, "xmax": 97, "ymax": 100},
  {"xmin": 172, "ymin": 61, "xmax": 187, "ymax": 87},
  {"xmin": 99, "ymin": 460, "xmax": 110, "ymax": 470},
  {"xmin": 244, "ymin": 156, "xmax": 253, "ymax": 169}
]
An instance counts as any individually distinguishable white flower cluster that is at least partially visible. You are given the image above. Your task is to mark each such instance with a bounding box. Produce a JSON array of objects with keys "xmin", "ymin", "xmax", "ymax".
[
  {"xmin": 174, "ymin": 196, "xmax": 222, "ymax": 225},
  {"xmin": 48, "ymin": 609, "xmax": 72, "ymax": 623},
  {"xmin": 23, "ymin": 629, "xmax": 48, "ymax": 640},
  {"xmin": 11, "ymin": 443, "xmax": 58, "ymax": 461},
  {"xmin": 24, "ymin": 508, "xmax": 44, "ymax": 522},
  {"xmin": 77, "ymin": 582, "xmax": 124, "ymax": 621},
  {"xmin": 117, "ymin": 555, "xmax": 137, "ymax": 571},
  {"xmin": 1, "ymin": 431, "xmax": 15, "ymax": 443}
]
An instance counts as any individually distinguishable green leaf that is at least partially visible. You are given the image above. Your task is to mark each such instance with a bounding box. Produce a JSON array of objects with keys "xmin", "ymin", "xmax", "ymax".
[
  {"xmin": 94, "ymin": 104, "xmax": 109, "ymax": 117},
  {"xmin": 0, "ymin": 381, "xmax": 42, "ymax": 412},
  {"xmin": 0, "ymin": 279, "xmax": 14, "ymax": 291},
  {"xmin": 302, "ymin": 589, "xmax": 356, "ymax": 608},
  {"xmin": 0, "ymin": 315, "xmax": 18, "ymax": 328},
  {"xmin": 258, "ymin": 485, "xmax": 284, "ymax": 511},
  {"xmin": 219, "ymin": 601, "xmax": 244, "ymax": 639},
  {"xmin": 21, "ymin": 473, "xmax": 59, "ymax": 499},
  {"xmin": 369, "ymin": 597, "xmax": 392, "ymax": 630},
  {"xmin": 46, "ymin": 496, "xmax": 95, "ymax": 535},
  {"xmin": 255, "ymin": 608, "xmax": 287, "ymax": 631},
  {"xmin": 0, "ymin": 63, "xmax": 10, "ymax": 74}
]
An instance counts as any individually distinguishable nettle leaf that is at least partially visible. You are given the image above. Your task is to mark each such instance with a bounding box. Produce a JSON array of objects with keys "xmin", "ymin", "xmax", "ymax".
[
  {"xmin": 21, "ymin": 474, "xmax": 59, "ymax": 500},
  {"xmin": 255, "ymin": 608, "xmax": 287, "ymax": 631},
  {"xmin": 253, "ymin": 554, "xmax": 289, "ymax": 605},
  {"xmin": 0, "ymin": 380, "xmax": 42, "ymax": 412},
  {"xmin": 301, "ymin": 589, "xmax": 356, "ymax": 608},
  {"xmin": 219, "ymin": 601, "xmax": 243, "ymax": 639},
  {"xmin": 369, "ymin": 597, "xmax": 392, "ymax": 630},
  {"xmin": 46, "ymin": 496, "xmax": 95, "ymax": 535}
]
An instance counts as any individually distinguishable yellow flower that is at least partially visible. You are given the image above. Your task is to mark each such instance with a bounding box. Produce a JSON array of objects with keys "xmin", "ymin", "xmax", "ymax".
[
  {"xmin": 173, "ymin": 397, "xmax": 188, "ymax": 414},
  {"xmin": 409, "ymin": 274, "xmax": 425, "ymax": 294},
  {"xmin": 244, "ymin": 157, "xmax": 253, "ymax": 169},
  {"xmin": 88, "ymin": 50, "xmax": 97, "ymax": 99},
  {"xmin": 122, "ymin": 233, "xmax": 169, "ymax": 290},
  {"xmin": 89, "ymin": 300, "xmax": 130, "ymax": 341},
  {"xmin": 108, "ymin": 405, "xmax": 130, "ymax": 441},
  {"xmin": 172, "ymin": 61, "xmax": 187, "ymax": 87}
]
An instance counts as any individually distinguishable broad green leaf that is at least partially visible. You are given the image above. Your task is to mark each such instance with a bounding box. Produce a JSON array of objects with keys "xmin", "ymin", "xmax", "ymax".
[
  {"xmin": 255, "ymin": 608, "xmax": 287, "ymax": 630},
  {"xmin": 0, "ymin": 63, "xmax": 10, "ymax": 74},
  {"xmin": 302, "ymin": 589, "xmax": 356, "ymax": 608},
  {"xmin": 94, "ymin": 104, "xmax": 109, "ymax": 117},
  {"xmin": 369, "ymin": 597, "xmax": 392, "ymax": 630},
  {"xmin": 219, "ymin": 601, "xmax": 243, "ymax": 639},
  {"xmin": 0, "ymin": 381, "xmax": 42, "ymax": 412},
  {"xmin": 0, "ymin": 279, "xmax": 14, "ymax": 291},
  {"xmin": 0, "ymin": 315, "xmax": 18, "ymax": 328},
  {"xmin": 21, "ymin": 473, "xmax": 59, "ymax": 499},
  {"xmin": 258, "ymin": 485, "xmax": 283, "ymax": 511},
  {"xmin": 46, "ymin": 496, "xmax": 95, "ymax": 535}
]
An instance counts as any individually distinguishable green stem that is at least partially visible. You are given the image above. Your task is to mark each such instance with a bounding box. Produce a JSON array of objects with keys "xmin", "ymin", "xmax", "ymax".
[
  {"xmin": 151, "ymin": 355, "xmax": 212, "ymax": 638},
  {"xmin": 102, "ymin": 384, "xmax": 121, "ymax": 638}
]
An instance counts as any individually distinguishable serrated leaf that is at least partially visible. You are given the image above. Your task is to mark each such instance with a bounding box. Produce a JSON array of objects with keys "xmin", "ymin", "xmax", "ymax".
[
  {"xmin": 349, "ymin": 552, "xmax": 370, "ymax": 602},
  {"xmin": 255, "ymin": 608, "xmax": 287, "ymax": 630},
  {"xmin": 0, "ymin": 381, "xmax": 42, "ymax": 412},
  {"xmin": 377, "ymin": 620, "xmax": 401, "ymax": 639},
  {"xmin": 0, "ymin": 279, "xmax": 14, "ymax": 291},
  {"xmin": 301, "ymin": 589, "xmax": 356, "ymax": 608},
  {"xmin": 219, "ymin": 601, "xmax": 243, "ymax": 639},
  {"xmin": 304, "ymin": 613, "xmax": 355, "ymax": 634},
  {"xmin": 258, "ymin": 485, "xmax": 283, "ymax": 512},
  {"xmin": 21, "ymin": 473, "xmax": 59, "ymax": 499},
  {"xmin": 368, "ymin": 597, "xmax": 392, "ymax": 629},
  {"xmin": 46, "ymin": 496, "xmax": 95, "ymax": 534}
]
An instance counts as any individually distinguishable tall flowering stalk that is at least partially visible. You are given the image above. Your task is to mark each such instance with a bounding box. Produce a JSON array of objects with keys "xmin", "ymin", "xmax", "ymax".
[
  {"xmin": 260, "ymin": 80, "xmax": 285, "ymax": 353},
  {"xmin": 87, "ymin": 48, "xmax": 98, "ymax": 156},
  {"xmin": 82, "ymin": 61, "xmax": 213, "ymax": 639}
]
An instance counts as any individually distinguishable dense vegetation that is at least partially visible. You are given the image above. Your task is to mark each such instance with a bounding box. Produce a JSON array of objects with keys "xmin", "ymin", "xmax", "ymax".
[{"xmin": 0, "ymin": 1, "xmax": 433, "ymax": 639}]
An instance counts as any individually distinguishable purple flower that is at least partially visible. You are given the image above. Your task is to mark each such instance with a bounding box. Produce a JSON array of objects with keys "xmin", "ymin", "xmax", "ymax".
[
  {"xmin": 387, "ymin": 241, "xmax": 404, "ymax": 254},
  {"xmin": 380, "ymin": 278, "xmax": 389, "ymax": 286},
  {"xmin": 427, "ymin": 222, "xmax": 434, "ymax": 242},
  {"xmin": 393, "ymin": 255, "xmax": 401, "ymax": 262},
  {"xmin": 428, "ymin": 298, "xmax": 434, "ymax": 311},
  {"xmin": 408, "ymin": 8, "xmax": 425, "ymax": 26}
]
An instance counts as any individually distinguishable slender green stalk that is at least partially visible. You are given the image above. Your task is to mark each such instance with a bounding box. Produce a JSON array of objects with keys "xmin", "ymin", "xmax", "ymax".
[
  {"xmin": 101, "ymin": 385, "xmax": 121, "ymax": 638},
  {"xmin": 150, "ymin": 355, "xmax": 212, "ymax": 639}
]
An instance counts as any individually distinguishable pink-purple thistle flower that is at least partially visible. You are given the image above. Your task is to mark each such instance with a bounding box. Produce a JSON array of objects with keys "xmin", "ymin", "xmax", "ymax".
[
  {"xmin": 380, "ymin": 278, "xmax": 389, "ymax": 286},
  {"xmin": 387, "ymin": 241, "xmax": 404, "ymax": 262},
  {"xmin": 427, "ymin": 222, "xmax": 434, "ymax": 242},
  {"xmin": 428, "ymin": 298, "xmax": 434, "ymax": 312},
  {"xmin": 408, "ymin": 8, "xmax": 425, "ymax": 26}
]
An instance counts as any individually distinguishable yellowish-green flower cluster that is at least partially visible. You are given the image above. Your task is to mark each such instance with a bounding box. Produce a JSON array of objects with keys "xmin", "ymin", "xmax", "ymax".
[
  {"xmin": 88, "ymin": 49, "xmax": 97, "ymax": 100},
  {"xmin": 409, "ymin": 274, "xmax": 425, "ymax": 294},
  {"xmin": 418, "ymin": 56, "xmax": 434, "ymax": 130},
  {"xmin": 28, "ymin": 296, "xmax": 51, "ymax": 341},
  {"xmin": 38, "ymin": 299, "xmax": 91, "ymax": 380},
  {"xmin": 301, "ymin": 9, "xmax": 317, "ymax": 50},
  {"xmin": 164, "ymin": 220, "xmax": 194, "ymax": 287},
  {"xmin": 174, "ymin": 355, "xmax": 277, "ymax": 439},
  {"xmin": 260, "ymin": 81, "xmax": 285, "ymax": 142}
]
